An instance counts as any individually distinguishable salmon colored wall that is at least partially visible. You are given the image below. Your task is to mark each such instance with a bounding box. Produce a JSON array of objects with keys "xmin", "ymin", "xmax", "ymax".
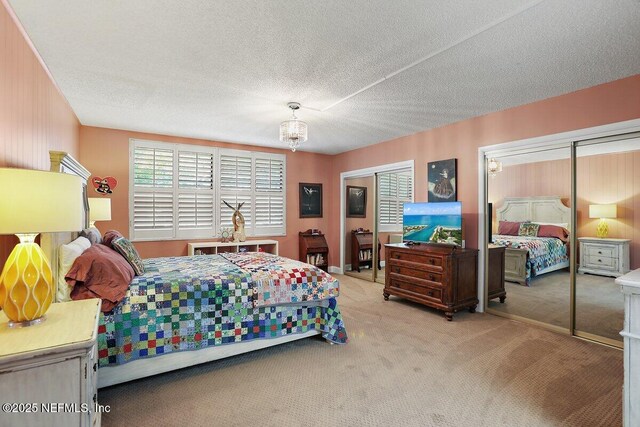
[
  {"xmin": 0, "ymin": 2, "xmax": 80, "ymax": 270},
  {"xmin": 328, "ymin": 74, "xmax": 640, "ymax": 267},
  {"xmin": 79, "ymin": 126, "xmax": 332, "ymax": 261}
]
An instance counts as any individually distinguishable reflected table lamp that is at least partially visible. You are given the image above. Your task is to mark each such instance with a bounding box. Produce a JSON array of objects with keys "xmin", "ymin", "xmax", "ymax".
[
  {"xmin": 88, "ymin": 197, "xmax": 111, "ymax": 230},
  {"xmin": 589, "ymin": 204, "xmax": 617, "ymax": 239},
  {"xmin": 0, "ymin": 168, "xmax": 83, "ymax": 327}
]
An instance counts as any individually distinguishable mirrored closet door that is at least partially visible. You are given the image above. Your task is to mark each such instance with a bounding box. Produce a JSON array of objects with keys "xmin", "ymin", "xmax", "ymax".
[
  {"xmin": 344, "ymin": 176, "xmax": 376, "ymax": 282},
  {"xmin": 486, "ymin": 146, "xmax": 571, "ymax": 332},
  {"xmin": 375, "ymin": 168, "xmax": 413, "ymax": 285},
  {"xmin": 574, "ymin": 136, "xmax": 639, "ymax": 345}
]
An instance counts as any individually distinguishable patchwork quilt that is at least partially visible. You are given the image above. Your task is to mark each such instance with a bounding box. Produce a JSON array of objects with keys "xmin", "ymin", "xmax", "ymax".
[
  {"xmin": 220, "ymin": 252, "xmax": 339, "ymax": 307},
  {"xmin": 492, "ymin": 235, "xmax": 569, "ymax": 285},
  {"xmin": 98, "ymin": 253, "xmax": 347, "ymax": 367}
]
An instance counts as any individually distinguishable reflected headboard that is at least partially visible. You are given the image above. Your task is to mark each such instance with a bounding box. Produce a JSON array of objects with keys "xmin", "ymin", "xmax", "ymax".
[
  {"xmin": 496, "ymin": 196, "xmax": 571, "ymax": 229},
  {"xmin": 41, "ymin": 151, "xmax": 91, "ymax": 301}
]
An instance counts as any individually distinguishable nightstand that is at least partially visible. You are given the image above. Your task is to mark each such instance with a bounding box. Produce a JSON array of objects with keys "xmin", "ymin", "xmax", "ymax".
[
  {"xmin": 578, "ymin": 237, "xmax": 630, "ymax": 278},
  {"xmin": 0, "ymin": 298, "xmax": 101, "ymax": 427}
]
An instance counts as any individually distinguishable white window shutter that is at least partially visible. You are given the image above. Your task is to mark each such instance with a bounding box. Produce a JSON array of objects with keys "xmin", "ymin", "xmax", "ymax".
[
  {"xmin": 378, "ymin": 171, "xmax": 412, "ymax": 232},
  {"xmin": 131, "ymin": 141, "xmax": 286, "ymax": 241}
]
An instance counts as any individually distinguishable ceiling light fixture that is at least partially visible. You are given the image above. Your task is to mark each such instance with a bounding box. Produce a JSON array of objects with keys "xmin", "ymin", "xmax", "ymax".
[
  {"xmin": 487, "ymin": 158, "xmax": 503, "ymax": 177},
  {"xmin": 280, "ymin": 102, "xmax": 308, "ymax": 152}
]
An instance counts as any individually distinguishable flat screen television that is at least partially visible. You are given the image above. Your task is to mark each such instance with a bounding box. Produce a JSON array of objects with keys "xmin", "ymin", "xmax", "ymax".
[{"xmin": 402, "ymin": 201, "xmax": 462, "ymax": 246}]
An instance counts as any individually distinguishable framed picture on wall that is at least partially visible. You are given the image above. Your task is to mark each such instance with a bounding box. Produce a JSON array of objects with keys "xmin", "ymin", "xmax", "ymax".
[
  {"xmin": 299, "ymin": 183, "xmax": 323, "ymax": 218},
  {"xmin": 428, "ymin": 158, "xmax": 457, "ymax": 202},
  {"xmin": 347, "ymin": 185, "xmax": 367, "ymax": 218}
]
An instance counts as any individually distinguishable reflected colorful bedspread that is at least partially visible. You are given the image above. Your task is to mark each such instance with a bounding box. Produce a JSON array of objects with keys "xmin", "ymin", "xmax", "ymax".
[
  {"xmin": 492, "ymin": 235, "xmax": 568, "ymax": 285},
  {"xmin": 98, "ymin": 253, "xmax": 347, "ymax": 367}
]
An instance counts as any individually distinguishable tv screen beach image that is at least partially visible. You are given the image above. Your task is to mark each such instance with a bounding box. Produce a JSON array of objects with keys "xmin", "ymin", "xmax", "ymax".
[{"xmin": 403, "ymin": 202, "xmax": 462, "ymax": 246}]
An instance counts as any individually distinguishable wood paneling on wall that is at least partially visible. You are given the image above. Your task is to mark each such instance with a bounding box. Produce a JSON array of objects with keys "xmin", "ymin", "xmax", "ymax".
[{"xmin": 0, "ymin": 2, "xmax": 80, "ymax": 270}]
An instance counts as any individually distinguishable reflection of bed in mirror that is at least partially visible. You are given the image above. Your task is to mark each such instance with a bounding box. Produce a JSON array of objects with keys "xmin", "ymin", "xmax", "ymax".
[{"xmin": 493, "ymin": 196, "xmax": 570, "ymax": 285}]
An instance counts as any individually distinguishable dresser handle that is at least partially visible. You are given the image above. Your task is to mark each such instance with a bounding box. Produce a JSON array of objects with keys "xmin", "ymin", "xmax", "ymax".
[
  {"xmin": 93, "ymin": 363, "xmax": 97, "ymax": 372},
  {"xmin": 598, "ymin": 251, "xmax": 602, "ymax": 254},
  {"xmin": 427, "ymin": 291, "xmax": 433, "ymax": 296},
  {"xmin": 429, "ymin": 274, "xmax": 435, "ymax": 281},
  {"xmin": 598, "ymin": 259, "xmax": 602, "ymax": 262},
  {"xmin": 429, "ymin": 259, "xmax": 435, "ymax": 265},
  {"xmin": 393, "ymin": 254, "xmax": 401, "ymax": 259},
  {"xmin": 393, "ymin": 267, "xmax": 400, "ymax": 274},
  {"xmin": 93, "ymin": 394, "xmax": 97, "ymax": 403}
]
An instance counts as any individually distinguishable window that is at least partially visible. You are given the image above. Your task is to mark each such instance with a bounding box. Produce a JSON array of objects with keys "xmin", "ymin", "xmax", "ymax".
[
  {"xmin": 378, "ymin": 170, "xmax": 412, "ymax": 232},
  {"xmin": 130, "ymin": 140, "xmax": 286, "ymax": 240}
]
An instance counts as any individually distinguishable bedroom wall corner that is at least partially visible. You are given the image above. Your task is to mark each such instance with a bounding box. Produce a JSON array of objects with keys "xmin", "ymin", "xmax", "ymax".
[{"xmin": 0, "ymin": 0, "xmax": 80, "ymax": 270}]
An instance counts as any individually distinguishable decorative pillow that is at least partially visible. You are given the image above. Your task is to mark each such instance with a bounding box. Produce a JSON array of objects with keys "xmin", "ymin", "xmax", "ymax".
[
  {"xmin": 102, "ymin": 229, "xmax": 124, "ymax": 248},
  {"xmin": 57, "ymin": 236, "xmax": 91, "ymax": 302},
  {"xmin": 498, "ymin": 221, "xmax": 521, "ymax": 236},
  {"xmin": 66, "ymin": 244, "xmax": 135, "ymax": 312},
  {"xmin": 112, "ymin": 237, "xmax": 145, "ymax": 275},
  {"xmin": 79, "ymin": 227, "xmax": 102, "ymax": 245},
  {"xmin": 518, "ymin": 222, "xmax": 540, "ymax": 237},
  {"xmin": 537, "ymin": 224, "xmax": 570, "ymax": 242},
  {"xmin": 532, "ymin": 221, "xmax": 569, "ymax": 229}
]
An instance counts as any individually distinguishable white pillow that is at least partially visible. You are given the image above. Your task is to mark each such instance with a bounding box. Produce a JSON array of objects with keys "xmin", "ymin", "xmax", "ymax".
[
  {"xmin": 57, "ymin": 236, "xmax": 91, "ymax": 302},
  {"xmin": 532, "ymin": 221, "xmax": 569, "ymax": 229}
]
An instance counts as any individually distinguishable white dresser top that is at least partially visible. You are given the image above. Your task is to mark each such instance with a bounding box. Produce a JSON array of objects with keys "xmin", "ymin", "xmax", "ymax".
[{"xmin": 616, "ymin": 269, "xmax": 640, "ymax": 293}]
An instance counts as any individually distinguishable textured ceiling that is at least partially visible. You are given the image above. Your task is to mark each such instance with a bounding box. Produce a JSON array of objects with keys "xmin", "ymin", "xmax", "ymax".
[{"xmin": 7, "ymin": 0, "xmax": 640, "ymax": 154}]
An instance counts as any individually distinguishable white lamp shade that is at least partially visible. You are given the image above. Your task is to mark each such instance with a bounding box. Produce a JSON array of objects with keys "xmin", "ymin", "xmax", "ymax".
[
  {"xmin": 589, "ymin": 204, "xmax": 617, "ymax": 219},
  {"xmin": 88, "ymin": 198, "xmax": 111, "ymax": 222},
  {"xmin": 0, "ymin": 168, "xmax": 84, "ymax": 234}
]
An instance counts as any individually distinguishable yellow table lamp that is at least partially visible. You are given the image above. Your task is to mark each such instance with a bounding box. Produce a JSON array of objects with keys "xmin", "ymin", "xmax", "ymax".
[
  {"xmin": 0, "ymin": 168, "xmax": 83, "ymax": 327},
  {"xmin": 88, "ymin": 197, "xmax": 111, "ymax": 228},
  {"xmin": 589, "ymin": 204, "xmax": 617, "ymax": 239}
]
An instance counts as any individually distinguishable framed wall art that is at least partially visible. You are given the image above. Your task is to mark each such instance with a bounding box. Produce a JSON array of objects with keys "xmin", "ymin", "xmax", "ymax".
[
  {"xmin": 347, "ymin": 185, "xmax": 367, "ymax": 218},
  {"xmin": 299, "ymin": 183, "xmax": 323, "ymax": 218},
  {"xmin": 428, "ymin": 158, "xmax": 456, "ymax": 202}
]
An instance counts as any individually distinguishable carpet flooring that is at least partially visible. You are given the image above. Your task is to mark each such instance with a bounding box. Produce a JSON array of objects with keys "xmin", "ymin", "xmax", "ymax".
[
  {"xmin": 487, "ymin": 270, "xmax": 624, "ymax": 341},
  {"xmin": 99, "ymin": 274, "xmax": 623, "ymax": 427}
]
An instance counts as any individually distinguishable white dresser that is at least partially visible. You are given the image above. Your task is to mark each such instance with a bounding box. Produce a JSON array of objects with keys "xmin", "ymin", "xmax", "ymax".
[
  {"xmin": 616, "ymin": 270, "xmax": 640, "ymax": 427},
  {"xmin": 578, "ymin": 237, "xmax": 630, "ymax": 277},
  {"xmin": 0, "ymin": 299, "xmax": 101, "ymax": 427}
]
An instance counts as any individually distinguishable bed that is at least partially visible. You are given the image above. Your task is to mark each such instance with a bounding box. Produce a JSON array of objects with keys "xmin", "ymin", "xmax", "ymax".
[
  {"xmin": 493, "ymin": 196, "xmax": 570, "ymax": 285},
  {"xmin": 42, "ymin": 152, "xmax": 347, "ymax": 388}
]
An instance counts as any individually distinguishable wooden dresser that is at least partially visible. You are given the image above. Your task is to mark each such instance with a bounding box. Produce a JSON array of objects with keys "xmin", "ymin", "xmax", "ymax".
[
  {"xmin": 384, "ymin": 243, "xmax": 478, "ymax": 321},
  {"xmin": 299, "ymin": 229, "xmax": 329, "ymax": 272}
]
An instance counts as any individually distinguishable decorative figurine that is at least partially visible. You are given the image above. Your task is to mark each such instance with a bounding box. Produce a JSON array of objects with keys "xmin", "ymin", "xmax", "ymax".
[{"xmin": 223, "ymin": 200, "xmax": 246, "ymax": 242}]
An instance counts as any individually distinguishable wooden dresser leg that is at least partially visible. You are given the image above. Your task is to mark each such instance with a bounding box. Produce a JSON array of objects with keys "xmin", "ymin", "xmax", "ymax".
[
  {"xmin": 499, "ymin": 296, "xmax": 506, "ymax": 303},
  {"xmin": 468, "ymin": 304, "xmax": 477, "ymax": 313},
  {"xmin": 383, "ymin": 292, "xmax": 390, "ymax": 301},
  {"xmin": 445, "ymin": 312, "xmax": 454, "ymax": 321}
]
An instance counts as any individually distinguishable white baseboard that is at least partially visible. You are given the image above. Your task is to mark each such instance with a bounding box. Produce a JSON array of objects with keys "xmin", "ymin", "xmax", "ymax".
[{"xmin": 328, "ymin": 266, "xmax": 343, "ymax": 274}]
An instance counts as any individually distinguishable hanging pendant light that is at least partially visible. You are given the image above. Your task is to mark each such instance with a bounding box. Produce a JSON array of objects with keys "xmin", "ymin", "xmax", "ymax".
[
  {"xmin": 279, "ymin": 102, "xmax": 308, "ymax": 152},
  {"xmin": 487, "ymin": 158, "xmax": 503, "ymax": 177}
]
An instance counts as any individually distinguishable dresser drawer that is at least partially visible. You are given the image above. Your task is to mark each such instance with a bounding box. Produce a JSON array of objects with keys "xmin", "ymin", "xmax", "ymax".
[
  {"xmin": 583, "ymin": 244, "xmax": 618, "ymax": 259},
  {"xmin": 388, "ymin": 251, "xmax": 443, "ymax": 270},
  {"xmin": 584, "ymin": 255, "xmax": 618, "ymax": 271},
  {"xmin": 388, "ymin": 278, "xmax": 442, "ymax": 302},
  {"xmin": 388, "ymin": 264, "xmax": 443, "ymax": 285}
]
